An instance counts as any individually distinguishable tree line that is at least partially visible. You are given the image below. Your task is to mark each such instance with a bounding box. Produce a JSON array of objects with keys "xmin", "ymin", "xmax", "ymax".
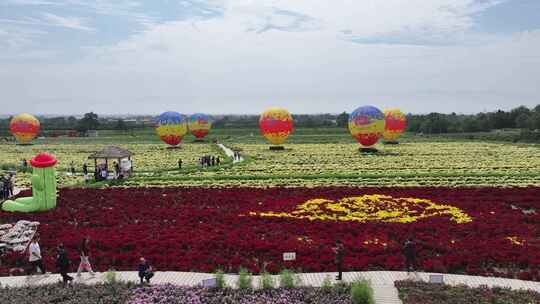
[{"xmin": 0, "ymin": 105, "xmax": 539, "ymax": 136}]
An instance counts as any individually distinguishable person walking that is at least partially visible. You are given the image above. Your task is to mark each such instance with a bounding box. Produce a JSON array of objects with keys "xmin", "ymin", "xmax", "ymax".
[
  {"xmin": 114, "ymin": 161, "xmax": 120, "ymax": 178},
  {"xmin": 56, "ymin": 243, "xmax": 73, "ymax": 286},
  {"xmin": 403, "ymin": 237, "xmax": 417, "ymax": 273},
  {"xmin": 7, "ymin": 173, "xmax": 14, "ymax": 197},
  {"xmin": 137, "ymin": 257, "xmax": 154, "ymax": 284},
  {"xmin": 216, "ymin": 156, "xmax": 220, "ymax": 166},
  {"xmin": 70, "ymin": 162, "xmax": 76, "ymax": 175},
  {"xmin": 3, "ymin": 175, "xmax": 10, "ymax": 199},
  {"xmin": 178, "ymin": 158, "xmax": 182, "ymax": 169},
  {"xmin": 83, "ymin": 163, "xmax": 89, "ymax": 183},
  {"xmin": 0, "ymin": 177, "xmax": 4, "ymax": 200},
  {"xmin": 28, "ymin": 237, "xmax": 46, "ymax": 275},
  {"xmin": 77, "ymin": 236, "xmax": 95, "ymax": 277},
  {"xmin": 333, "ymin": 240, "xmax": 345, "ymax": 280}
]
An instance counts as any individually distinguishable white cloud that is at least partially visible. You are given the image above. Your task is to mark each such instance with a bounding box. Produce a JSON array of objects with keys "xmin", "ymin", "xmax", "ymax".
[
  {"xmin": 41, "ymin": 12, "xmax": 94, "ymax": 31},
  {"xmin": 0, "ymin": 0, "xmax": 538, "ymax": 115}
]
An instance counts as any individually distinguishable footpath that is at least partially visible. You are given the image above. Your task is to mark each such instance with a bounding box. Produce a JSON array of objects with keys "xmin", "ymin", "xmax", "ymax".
[{"xmin": 217, "ymin": 143, "xmax": 244, "ymax": 163}]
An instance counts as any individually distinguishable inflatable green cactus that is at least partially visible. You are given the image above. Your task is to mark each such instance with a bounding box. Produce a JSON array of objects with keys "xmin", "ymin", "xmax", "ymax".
[{"xmin": 2, "ymin": 152, "xmax": 57, "ymax": 213}]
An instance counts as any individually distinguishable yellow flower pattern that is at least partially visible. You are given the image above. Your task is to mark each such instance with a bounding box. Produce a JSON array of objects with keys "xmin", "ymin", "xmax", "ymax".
[{"xmin": 250, "ymin": 194, "xmax": 473, "ymax": 224}]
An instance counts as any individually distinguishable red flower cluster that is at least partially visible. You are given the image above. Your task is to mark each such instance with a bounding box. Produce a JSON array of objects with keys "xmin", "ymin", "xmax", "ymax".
[{"xmin": 1, "ymin": 187, "xmax": 539, "ymax": 280}]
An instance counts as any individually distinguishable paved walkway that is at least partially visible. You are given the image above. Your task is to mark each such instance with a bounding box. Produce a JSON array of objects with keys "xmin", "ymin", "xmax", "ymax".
[
  {"xmin": 1, "ymin": 271, "xmax": 538, "ymax": 304},
  {"xmin": 217, "ymin": 143, "xmax": 244, "ymax": 163}
]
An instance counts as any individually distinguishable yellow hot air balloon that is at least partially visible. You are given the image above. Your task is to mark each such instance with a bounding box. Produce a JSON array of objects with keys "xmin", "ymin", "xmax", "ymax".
[
  {"xmin": 383, "ymin": 109, "xmax": 407, "ymax": 142},
  {"xmin": 259, "ymin": 108, "xmax": 294, "ymax": 146},
  {"xmin": 10, "ymin": 113, "xmax": 40, "ymax": 144}
]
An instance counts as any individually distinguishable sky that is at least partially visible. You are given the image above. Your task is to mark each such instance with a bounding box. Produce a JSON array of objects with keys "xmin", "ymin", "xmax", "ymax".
[{"xmin": 0, "ymin": 0, "xmax": 539, "ymax": 115}]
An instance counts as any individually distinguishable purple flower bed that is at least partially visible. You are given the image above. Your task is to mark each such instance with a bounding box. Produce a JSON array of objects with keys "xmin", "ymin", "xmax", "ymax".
[
  {"xmin": 396, "ymin": 280, "xmax": 540, "ymax": 304},
  {"xmin": 128, "ymin": 284, "xmax": 352, "ymax": 304}
]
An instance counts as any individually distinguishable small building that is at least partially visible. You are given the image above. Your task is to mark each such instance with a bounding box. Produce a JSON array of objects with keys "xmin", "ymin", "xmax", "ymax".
[{"xmin": 88, "ymin": 146, "xmax": 133, "ymax": 180}]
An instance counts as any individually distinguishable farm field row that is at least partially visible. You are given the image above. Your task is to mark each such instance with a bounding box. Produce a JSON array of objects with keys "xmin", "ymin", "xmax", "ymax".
[{"xmin": 1, "ymin": 141, "xmax": 539, "ymax": 188}]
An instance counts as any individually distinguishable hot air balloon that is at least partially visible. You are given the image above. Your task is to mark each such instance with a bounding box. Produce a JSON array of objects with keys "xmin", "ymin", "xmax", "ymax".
[
  {"xmin": 383, "ymin": 109, "xmax": 407, "ymax": 143},
  {"xmin": 259, "ymin": 107, "xmax": 293, "ymax": 149},
  {"xmin": 10, "ymin": 113, "xmax": 40, "ymax": 144},
  {"xmin": 155, "ymin": 111, "xmax": 188, "ymax": 146},
  {"xmin": 188, "ymin": 113, "xmax": 212, "ymax": 140},
  {"xmin": 348, "ymin": 106, "xmax": 385, "ymax": 147}
]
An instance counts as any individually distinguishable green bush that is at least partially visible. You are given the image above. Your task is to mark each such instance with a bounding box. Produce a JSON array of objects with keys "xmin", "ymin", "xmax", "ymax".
[
  {"xmin": 321, "ymin": 275, "xmax": 333, "ymax": 293},
  {"xmin": 259, "ymin": 271, "xmax": 274, "ymax": 290},
  {"xmin": 214, "ymin": 270, "xmax": 226, "ymax": 289},
  {"xmin": 1, "ymin": 163, "xmax": 16, "ymax": 171},
  {"xmin": 279, "ymin": 269, "xmax": 297, "ymax": 288},
  {"xmin": 236, "ymin": 267, "xmax": 252, "ymax": 290},
  {"xmin": 351, "ymin": 280, "xmax": 374, "ymax": 304},
  {"xmin": 104, "ymin": 269, "xmax": 117, "ymax": 284}
]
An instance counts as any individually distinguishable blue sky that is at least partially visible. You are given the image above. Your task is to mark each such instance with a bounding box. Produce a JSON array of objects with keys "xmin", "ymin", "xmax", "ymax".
[{"xmin": 0, "ymin": 0, "xmax": 539, "ymax": 114}]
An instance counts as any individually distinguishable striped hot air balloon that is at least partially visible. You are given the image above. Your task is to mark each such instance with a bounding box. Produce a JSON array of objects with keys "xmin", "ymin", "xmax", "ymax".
[
  {"xmin": 155, "ymin": 111, "xmax": 188, "ymax": 146},
  {"xmin": 259, "ymin": 107, "xmax": 293, "ymax": 146},
  {"xmin": 10, "ymin": 113, "xmax": 40, "ymax": 144},
  {"xmin": 188, "ymin": 113, "xmax": 212, "ymax": 139},
  {"xmin": 383, "ymin": 109, "xmax": 407, "ymax": 142},
  {"xmin": 348, "ymin": 106, "xmax": 385, "ymax": 147}
]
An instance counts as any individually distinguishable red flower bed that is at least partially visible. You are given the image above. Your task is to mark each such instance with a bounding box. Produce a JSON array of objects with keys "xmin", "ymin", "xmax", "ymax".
[{"xmin": 1, "ymin": 187, "xmax": 539, "ymax": 280}]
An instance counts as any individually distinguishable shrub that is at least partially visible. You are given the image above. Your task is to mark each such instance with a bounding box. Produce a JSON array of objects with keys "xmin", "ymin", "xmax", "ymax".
[
  {"xmin": 236, "ymin": 267, "xmax": 252, "ymax": 290},
  {"xmin": 321, "ymin": 275, "xmax": 333, "ymax": 293},
  {"xmin": 214, "ymin": 270, "xmax": 225, "ymax": 289},
  {"xmin": 351, "ymin": 280, "xmax": 374, "ymax": 304},
  {"xmin": 259, "ymin": 271, "xmax": 274, "ymax": 290},
  {"xmin": 104, "ymin": 269, "xmax": 117, "ymax": 284},
  {"xmin": 279, "ymin": 269, "xmax": 296, "ymax": 288}
]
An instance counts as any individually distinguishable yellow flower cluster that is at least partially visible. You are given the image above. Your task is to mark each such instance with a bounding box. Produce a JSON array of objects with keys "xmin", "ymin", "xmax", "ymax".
[
  {"xmin": 251, "ymin": 194, "xmax": 473, "ymax": 224},
  {"xmin": 363, "ymin": 238, "xmax": 388, "ymax": 247},
  {"xmin": 506, "ymin": 236, "xmax": 525, "ymax": 246}
]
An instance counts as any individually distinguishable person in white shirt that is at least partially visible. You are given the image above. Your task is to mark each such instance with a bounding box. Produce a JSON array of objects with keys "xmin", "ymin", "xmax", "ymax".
[{"xmin": 28, "ymin": 237, "xmax": 46, "ymax": 275}]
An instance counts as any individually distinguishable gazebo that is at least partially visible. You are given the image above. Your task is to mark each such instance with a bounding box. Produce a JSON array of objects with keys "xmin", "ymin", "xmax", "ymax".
[{"xmin": 88, "ymin": 146, "xmax": 134, "ymax": 179}]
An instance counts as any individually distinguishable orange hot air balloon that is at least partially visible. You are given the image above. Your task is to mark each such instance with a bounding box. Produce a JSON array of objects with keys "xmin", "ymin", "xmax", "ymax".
[
  {"xmin": 259, "ymin": 107, "xmax": 293, "ymax": 145},
  {"xmin": 10, "ymin": 113, "xmax": 40, "ymax": 144},
  {"xmin": 383, "ymin": 109, "xmax": 407, "ymax": 142}
]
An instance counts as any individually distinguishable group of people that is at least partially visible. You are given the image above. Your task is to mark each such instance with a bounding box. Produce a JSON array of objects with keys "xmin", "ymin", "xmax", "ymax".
[
  {"xmin": 233, "ymin": 151, "xmax": 242, "ymax": 161},
  {"xmin": 5, "ymin": 234, "xmax": 418, "ymax": 286},
  {"xmin": 332, "ymin": 236, "xmax": 418, "ymax": 281},
  {"xmin": 0, "ymin": 173, "xmax": 14, "ymax": 200},
  {"xmin": 94, "ymin": 161, "xmax": 124, "ymax": 181},
  {"xmin": 25, "ymin": 236, "xmax": 95, "ymax": 286},
  {"xmin": 12, "ymin": 236, "xmax": 154, "ymax": 287},
  {"xmin": 199, "ymin": 155, "xmax": 220, "ymax": 167}
]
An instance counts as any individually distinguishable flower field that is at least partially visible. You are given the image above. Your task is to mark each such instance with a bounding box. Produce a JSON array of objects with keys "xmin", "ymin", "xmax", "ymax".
[
  {"xmin": 124, "ymin": 142, "xmax": 540, "ymax": 187},
  {"xmin": 396, "ymin": 280, "xmax": 540, "ymax": 304},
  {"xmin": 1, "ymin": 186, "xmax": 539, "ymax": 280},
  {"xmin": 1, "ymin": 141, "xmax": 539, "ymax": 188},
  {"xmin": 0, "ymin": 142, "xmax": 223, "ymax": 187}
]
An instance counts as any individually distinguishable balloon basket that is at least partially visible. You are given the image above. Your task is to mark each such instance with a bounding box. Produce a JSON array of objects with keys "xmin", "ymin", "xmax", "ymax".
[
  {"xmin": 269, "ymin": 146, "xmax": 285, "ymax": 151},
  {"xmin": 383, "ymin": 141, "xmax": 400, "ymax": 145},
  {"xmin": 193, "ymin": 139, "xmax": 206, "ymax": 143},
  {"xmin": 16, "ymin": 143, "xmax": 34, "ymax": 146},
  {"xmin": 166, "ymin": 146, "xmax": 182, "ymax": 150},
  {"xmin": 359, "ymin": 147, "xmax": 379, "ymax": 153}
]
